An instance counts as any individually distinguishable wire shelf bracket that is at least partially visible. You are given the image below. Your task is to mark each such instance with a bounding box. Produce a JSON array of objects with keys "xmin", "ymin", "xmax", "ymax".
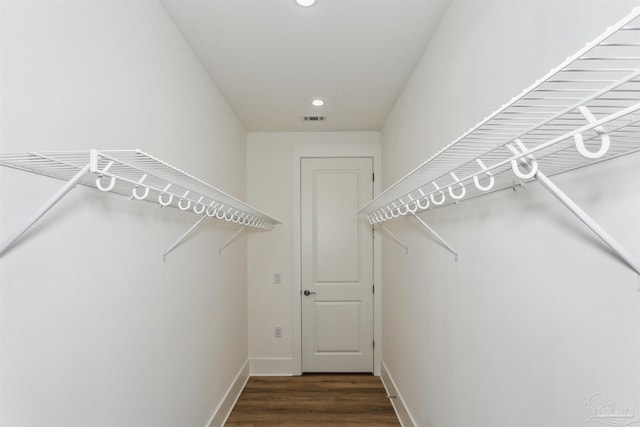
[
  {"xmin": 505, "ymin": 141, "xmax": 640, "ymax": 274},
  {"xmin": 536, "ymin": 169, "xmax": 640, "ymax": 275},
  {"xmin": 0, "ymin": 163, "xmax": 90, "ymax": 257},
  {"xmin": 218, "ymin": 226, "xmax": 248, "ymax": 255},
  {"xmin": 163, "ymin": 215, "xmax": 208, "ymax": 261},
  {"xmin": 357, "ymin": 7, "xmax": 640, "ymax": 275},
  {"xmin": 412, "ymin": 214, "xmax": 458, "ymax": 261},
  {"xmin": 377, "ymin": 223, "xmax": 408, "ymax": 254},
  {"xmin": 0, "ymin": 149, "xmax": 279, "ymax": 258}
]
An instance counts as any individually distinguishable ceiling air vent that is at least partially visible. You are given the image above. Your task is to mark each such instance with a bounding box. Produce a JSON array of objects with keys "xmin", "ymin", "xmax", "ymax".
[{"xmin": 302, "ymin": 115, "xmax": 326, "ymax": 122}]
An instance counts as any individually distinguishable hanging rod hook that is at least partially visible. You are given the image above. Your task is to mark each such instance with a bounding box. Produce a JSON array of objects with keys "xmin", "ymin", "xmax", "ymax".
[
  {"xmin": 158, "ymin": 193, "xmax": 173, "ymax": 207},
  {"xmin": 158, "ymin": 183, "xmax": 173, "ymax": 207},
  {"xmin": 416, "ymin": 189, "xmax": 430, "ymax": 210},
  {"xmin": 206, "ymin": 206, "xmax": 217, "ymax": 217},
  {"xmin": 95, "ymin": 160, "xmax": 116, "ymax": 191},
  {"xmin": 192, "ymin": 196, "xmax": 205, "ymax": 214},
  {"xmin": 406, "ymin": 195, "xmax": 419, "ymax": 214},
  {"xmin": 430, "ymin": 182, "xmax": 446, "ymax": 206},
  {"xmin": 224, "ymin": 210, "xmax": 235, "ymax": 222},
  {"xmin": 131, "ymin": 174, "xmax": 149, "ymax": 200},
  {"xmin": 131, "ymin": 185, "xmax": 149, "ymax": 200},
  {"xmin": 509, "ymin": 139, "xmax": 538, "ymax": 180},
  {"xmin": 208, "ymin": 202, "xmax": 223, "ymax": 217},
  {"xmin": 574, "ymin": 106, "xmax": 610, "ymax": 159},
  {"xmin": 178, "ymin": 191, "xmax": 192, "ymax": 210},
  {"xmin": 216, "ymin": 206, "xmax": 226, "ymax": 219},
  {"xmin": 397, "ymin": 199, "xmax": 409, "ymax": 216},
  {"xmin": 473, "ymin": 159, "xmax": 495, "ymax": 191},
  {"xmin": 417, "ymin": 197, "xmax": 430, "ymax": 210},
  {"xmin": 96, "ymin": 175, "xmax": 116, "ymax": 192},
  {"xmin": 95, "ymin": 160, "xmax": 117, "ymax": 192},
  {"xmin": 447, "ymin": 172, "xmax": 466, "ymax": 200},
  {"xmin": 574, "ymin": 133, "xmax": 610, "ymax": 159},
  {"xmin": 389, "ymin": 205, "xmax": 400, "ymax": 218}
]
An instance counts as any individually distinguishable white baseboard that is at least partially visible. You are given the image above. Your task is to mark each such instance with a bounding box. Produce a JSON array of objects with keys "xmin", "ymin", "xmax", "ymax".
[
  {"xmin": 207, "ymin": 360, "xmax": 250, "ymax": 427},
  {"xmin": 380, "ymin": 360, "xmax": 417, "ymax": 427},
  {"xmin": 249, "ymin": 357, "xmax": 294, "ymax": 376}
]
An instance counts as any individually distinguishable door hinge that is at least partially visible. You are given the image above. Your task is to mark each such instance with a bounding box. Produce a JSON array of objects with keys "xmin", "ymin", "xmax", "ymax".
[
  {"xmin": 373, "ymin": 340, "xmax": 375, "ymax": 349},
  {"xmin": 372, "ymin": 172, "xmax": 375, "ymax": 182},
  {"xmin": 372, "ymin": 284, "xmax": 375, "ymax": 294}
]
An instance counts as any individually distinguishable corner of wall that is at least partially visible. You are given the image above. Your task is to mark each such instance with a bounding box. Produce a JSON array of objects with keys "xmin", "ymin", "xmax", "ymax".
[
  {"xmin": 380, "ymin": 361, "xmax": 418, "ymax": 427},
  {"xmin": 207, "ymin": 360, "xmax": 250, "ymax": 427}
]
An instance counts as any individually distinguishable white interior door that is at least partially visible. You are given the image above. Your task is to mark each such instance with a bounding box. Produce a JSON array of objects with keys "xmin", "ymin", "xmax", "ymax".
[{"xmin": 301, "ymin": 157, "xmax": 374, "ymax": 373}]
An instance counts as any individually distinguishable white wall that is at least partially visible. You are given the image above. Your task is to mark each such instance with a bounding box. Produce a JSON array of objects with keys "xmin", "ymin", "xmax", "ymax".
[
  {"xmin": 381, "ymin": 1, "xmax": 640, "ymax": 426},
  {"xmin": 246, "ymin": 132, "xmax": 380, "ymax": 375},
  {"xmin": 0, "ymin": 1, "xmax": 248, "ymax": 426}
]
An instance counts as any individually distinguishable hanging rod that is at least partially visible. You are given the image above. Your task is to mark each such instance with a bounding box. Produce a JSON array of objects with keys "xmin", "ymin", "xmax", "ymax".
[{"xmin": 0, "ymin": 149, "xmax": 279, "ymax": 257}]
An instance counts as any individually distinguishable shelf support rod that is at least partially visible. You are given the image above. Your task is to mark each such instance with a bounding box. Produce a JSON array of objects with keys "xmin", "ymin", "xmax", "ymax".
[
  {"xmin": 378, "ymin": 223, "xmax": 408, "ymax": 254},
  {"xmin": 535, "ymin": 170, "xmax": 640, "ymax": 275},
  {"xmin": 411, "ymin": 213, "xmax": 458, "ymax": 261},
  {"xmin": 163, "ymin": 215, "xmax": 208, "ymax": 261},
  {"xmin": 505, "ymin": 139, "xmax": 640, "ymax": 275},
  {"xmin": 219, "ymin": 226, "xmax": 247, "ymax": 255},
  {"xmin": 0, "ymin": 164, "xmax": 91, "ymax": 257}
]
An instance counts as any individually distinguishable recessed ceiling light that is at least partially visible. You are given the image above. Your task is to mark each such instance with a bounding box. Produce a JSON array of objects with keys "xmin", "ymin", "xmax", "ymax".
[
  {"xmin": 312, "ymin": 99, "xmax": 324, "ymax": 107},
  {"xmin": 295, "ymin": 0, "xmax": 316, "ymax": 7}
]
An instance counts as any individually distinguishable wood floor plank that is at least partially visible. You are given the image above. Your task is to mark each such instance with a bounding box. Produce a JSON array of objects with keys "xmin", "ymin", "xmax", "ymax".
[{"xmin": 224, "ymin": 374, "xmax": 400, "ymax": 426}]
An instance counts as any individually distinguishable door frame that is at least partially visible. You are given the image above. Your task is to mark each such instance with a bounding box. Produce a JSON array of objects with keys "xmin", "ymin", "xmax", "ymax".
[{"xmin": 292, "ymin": 142, "xmax": 381, "ymax": 376}]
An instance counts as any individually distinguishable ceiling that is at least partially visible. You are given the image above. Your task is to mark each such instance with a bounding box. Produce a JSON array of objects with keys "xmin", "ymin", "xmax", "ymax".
[{"xmin": 160, "ymin": 0, "xmax": 451, "ymax": 132}]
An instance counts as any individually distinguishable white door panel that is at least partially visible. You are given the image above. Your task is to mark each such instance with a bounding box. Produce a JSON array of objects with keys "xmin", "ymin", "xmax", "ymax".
[
  {"xmin": 314, "ymin": 171, "xmax": 359, "ymax": 282},
  {"xmin": 314, "ymin": 301, "xmax": 361, "ymax": 352},
  {"xmin": 301, "ymin": 157, "xmax": 373, "ymax": 373}
]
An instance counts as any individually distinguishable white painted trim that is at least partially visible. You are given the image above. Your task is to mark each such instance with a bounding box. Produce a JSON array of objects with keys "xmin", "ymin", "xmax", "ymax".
[
  {"xmin": 207, "ymin": 360, "xmax": 250, "ymax": 427},
  {"xmin": 250, "ymin": 357, "xmax": 294, "ymax": 376},
  {"xmin": 291, "ymin": 139, "xmax": 381, "ymax": 375},
  {"xmin": 380, "ymin": 361, "xmax": 418, "ymax": 427}
]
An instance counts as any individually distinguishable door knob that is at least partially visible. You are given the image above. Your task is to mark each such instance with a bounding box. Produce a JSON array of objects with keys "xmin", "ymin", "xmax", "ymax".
[{"xmin": 303, "ymin": 289, "xmax": 316, "ymax": 296}]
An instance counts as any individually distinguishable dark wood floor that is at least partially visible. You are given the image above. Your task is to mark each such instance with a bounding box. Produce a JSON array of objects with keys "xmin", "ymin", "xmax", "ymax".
[{"xmin": 225, "ymin": 374, "xmax": 400, "ymax": 426}]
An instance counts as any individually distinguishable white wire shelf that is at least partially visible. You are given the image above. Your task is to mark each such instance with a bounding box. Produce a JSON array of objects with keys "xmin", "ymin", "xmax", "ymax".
[
  {"xmin": 0, "ymin": 149, "xmax": 280, "ymax": 258},
  {"xmin": 0, "ymin": 149, "xmax": 279, "ymax": 230},
  {"xmin": 358, "ymin": 7, "xmax": 640, "ymax": 224}
]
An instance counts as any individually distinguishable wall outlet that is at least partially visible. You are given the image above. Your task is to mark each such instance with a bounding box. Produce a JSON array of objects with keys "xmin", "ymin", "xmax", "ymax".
[
  {"xmin": 274, "ymin": 273, "xmax": 281, "ymax": 284},
  {"xmin": 274, "ymin": 326, "xmax": 282, "ymax": 338}
]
